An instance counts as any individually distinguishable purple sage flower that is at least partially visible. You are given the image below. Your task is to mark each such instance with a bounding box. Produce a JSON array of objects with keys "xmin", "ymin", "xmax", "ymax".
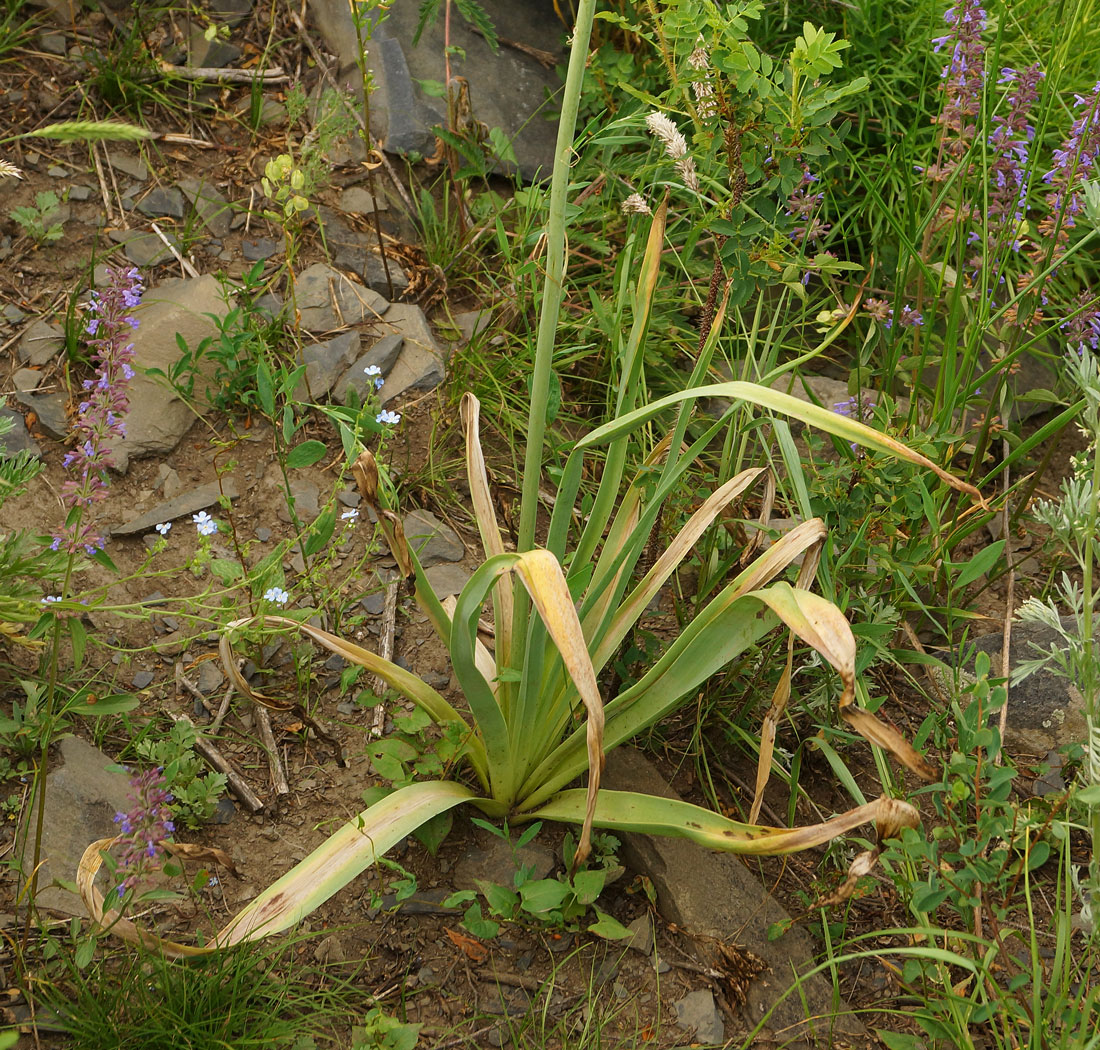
[
  {"xmin": 112, "ymin": 766, "xmax": 175, "ymax": 897},
  {"xmin": 930, "ymin": 0, "xmax": 987, "ymax": 181},
  {"xmin": 52, "ymin": 266, "xmax": 143, "ymax": 556},
  {"xmin": 1061, "ymin": 291, "xmax": 1100, "ymax": 353},
  {"xmin": 984, "ymin": 64, "xmax": 1044, "ymax": 256},
  {"xmin": 1038, "ymin": 81, "xmax": 1100, "ymax": 253}
]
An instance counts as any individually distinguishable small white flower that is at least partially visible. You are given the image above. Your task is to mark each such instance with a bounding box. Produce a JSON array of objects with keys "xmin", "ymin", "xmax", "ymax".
[
  {"xmin": 263, "ymin": 586, "xmax": 289, "ymax": 605},
  {"xmin": 41, "ymin": 595, "xmax": 62, "ymax": 604},
  {"xmin": 155, "ymin": 522, "xmax": 172, "ymax": 536},
  {"xmin": 193, "ymin": 511, "xmax": 218, "ymax": 536},
  {"xmin": 341, "ymin": 508, "xmax": 359, "ymax": 521},
  {"xmin": 376, "ymin": 409, "xmax": 401, "ymax": 425},
  {"xmin": 621, "ymin": 193, "xmax": 652, "ymax": 216},
  {"xmin": 364, "ymin": 364, "xmax": 385, "ymax": 390}
]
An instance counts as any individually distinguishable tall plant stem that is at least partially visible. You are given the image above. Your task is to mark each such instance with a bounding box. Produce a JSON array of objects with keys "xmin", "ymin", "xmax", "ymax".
[
  {"xmin": 516, "ymin": 0, "xmax": 595, "ymax": 557},
  {"xmin": 512, "ymin": 0, "xmax": 596, "ymax": 655}
]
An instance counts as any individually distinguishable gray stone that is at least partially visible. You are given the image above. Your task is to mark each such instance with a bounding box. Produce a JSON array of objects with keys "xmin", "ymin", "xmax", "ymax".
[
  {"xmin": 952, "ymin": 618, "xmax": 1094, "ymax": 755},
  {"xmin": 132, "ymin": 670, "xmax": 155, "ymax": 689},
  {"xmin": 136, "ymin": 186, "xmax": 186, "ymax": 220},
  {"xmin": 114, "ymin": 478, "xmax": 240, "ymax": 535},
  {"xmin": 339, "ymin": 186, "xmax": 387, "ymax": 214},
  {"xmin": 279, "ymin": 479, "xmax": 321, "ymax": 524},
  {"xmin": 623, "ymin": 912, "xmax": 653, "ymax": 954},
  {"xmin": 254, "ymin": 292, "xmax": 284, "ymax": 321},
  {"xmin": 106, "ymin": 150, "xmax": 148, "ymax": 181},
  {"xmin": 183, "ymin": 24, "xmax": 241, "ymax": 68},
  {"xmin": 68, "ymin": 185, "xmax": 94, "ymax": 202},
  {"xmin": 212, "ymin": 797, "xmax": 237, "ymax": 824},
  {"xmin": 450, "ymin": 309, "xmax": 493, "ymax": 345},
  {"xmin": 452, "ymin": 833, "xmax": 555, "ymax": 892},
  {"xmin": 12, "ymin": 368, "xmax": 42, "ymax": 393},
  {"xmin": 256, "ymin": 526, "xmax": 272, "ymax": 542},
  {"xmin": 675, "ymin": 989, "xmax": 724, "ymax": 1045},
  {"xmin": 374, "ymin": 35, "xmax": 442, "ymax": 157},
  {"xmin": 360, "ymin": 592, "xmax": 386, "ymax": 615},
  {"xmin": 424, "ymin": 563, "xmax": 471, "ymax": 600},
  {"xmin": 197, "ymin": 661, "xmax": 224, "ymax": 694},
  {"xmin": 13, "ymin": 391, "xmax": 67, "ymax": 440},
  {"xmin": 47, "ymin": 166, "xmax": 69, "ymax": 178},
  {"xmin": 333, "ymin": 335, "xmax": 404, "ymax": 402},
  {"xmin": 365, "ymin": 3, "xmax": 563, "ymax": 179},
  {"xmin": 242, "ymin": 237, "xmax": 280, "ymax": 261},
  {"xmin": 108, "ymin": 228, "xmax": 180, "ymax": 268},
  {"xmin": 38, "ymin": 30, "xmax": 68, "ymax": 55},
  {"xmin": 156, "ymin": 464, "xmax": 183, "ymax": 499},
  {"xmin": 18, "ymin": 319, "xmax": 63, "ymax": 366},
  {"xmin": 334, "ymin": 245, "xmax": 411, "ymax": 298},
  {"xmin": 178, "ymin": 178, "xmax": 233, "ymax": 238},
  {"xmin": 209, "ymin": 0, "xmax": 252, "ymax": 25},
  {"xmin": 379, "ymin": 304, "xmax": 446, "ymax": 404},
  {"xmin": 404, "ymin": 508, "xmax": 464, "ymax": 565},
  {"xmin": 295, "ymin": 263, "xmax": 389, "ymax": 333},
  {"xmin": 298, "ymin": 330, "xmax": 362, "ymax": 401},
  {"xmin": 603, "ymin": 748, "xmax": 869, "ymax": 1045},
  {"xmin": 119, "ymin": 275, "xmax": 233, "ymax": 463},
  {"xmin": 2, "ymin": 303, "xmax": 27, "ymax": 323},
  {"xmin": 0, "ymin": 409, "xmax": 41, "ymax": 459},
  {"xmin": 19, "ymin": 736, "xmax": 133, "ymax": 917}
]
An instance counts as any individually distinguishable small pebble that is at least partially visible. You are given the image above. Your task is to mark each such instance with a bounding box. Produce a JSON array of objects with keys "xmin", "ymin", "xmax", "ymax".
[{"xmin": 132, "ymin": 670, "xmax": 155, "ymax": 689}]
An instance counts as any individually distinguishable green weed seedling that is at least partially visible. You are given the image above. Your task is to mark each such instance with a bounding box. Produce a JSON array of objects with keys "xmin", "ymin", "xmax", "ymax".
[
  {"xmin": 444, "ymin": 820, "xmax": 629, "ymax": 941},
  {"xmin": 10, "ymin": 189, "xmax": 65, "ymax": 245},
  {"xmin": 351, "ymin": 1006, "xmax": 421, "ymax": 1050},
  {"xmin": 131, "ymin": 720, "xmax": 227, "ymax": 830}
]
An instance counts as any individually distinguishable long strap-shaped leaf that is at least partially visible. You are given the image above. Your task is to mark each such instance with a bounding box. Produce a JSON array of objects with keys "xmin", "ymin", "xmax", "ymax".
[
  {"xmin": 518, "ymin": 524, "xmax": 832, "ymax": 806},
  {"xmin": 78, "ymin": 781, "xmax": 477, "ymax": 957},
  {"xmin": 461, "ymin": 393, "xmax": 513, "ymax": 671},
  {"xmin": 219, "ymin": 615, "xmax": 488, "ymax": 787},
  {"xmin": 525, "ymin": 788, "xmax": 920, "ymax": 855},
  {"xmin": 590, "ymin": 466, "xmax": 769, "ymax": 672},
  {"xmin": 578, "ymin": 382, "xmax": 985, "ymax": 504},
  {"xmin": 454, "ymin": 550, "xmax": 606, "ymax": 864}
]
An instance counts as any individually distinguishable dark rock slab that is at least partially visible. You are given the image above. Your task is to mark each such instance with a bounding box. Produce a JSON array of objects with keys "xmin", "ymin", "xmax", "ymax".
[
  {"xmin": 178, "ymin": 177, "xmax": 233, "ymax": 238},
  {"xmin": 13, "ymin": 390, "xmax": 67, "ymax": 440},
  {"xmin": 452, "ymin": 833, "xmax": 555, "ymax": 892},
  {"xmin": 404, "ymin": 508, "xmax": 464, "ymax": 565},
  {"xmin": 952, "ymin": 618, "xmax": 1091, "ymax": 755},
  {"xmin": 18, "ymin": 318, "xmax": 64, "ymax": 366},
  {"xmin": 0, "ymin": 408, "xmax": 41, "ymax": 459},
  {"xmin": 108, "ymin": 228, "xmax": 179, "ymax": 267},
  {"xmin": 603, "ymin": 747, "xmax": 871, "ymax": 1047},
  {"xmin": 136, "ymin": 186, "xmax": 186, "ymax": 219},
  {"xmin": 106, "ymin": 150, "xmax": 148, "ymax": 181},
  {"xmin": 114, "ymin": 478, "xmax": 240, "ymax": 535},
  {"xmin": 298, "ymin": 330, "xmax": 362, "ymax": 401},
  {"xmin": 675, "ymin": 989, "xmax": 724, "ymax": 1044},
  {"xmin": 19, "ymin": 736, "xmax": 132, "ymax": 917},
  {"xmin": 295, "ymin": 262, "xmax": 389, "ymax": 333},
  {"xmin": 379, "ymin": 303, "xmax": 446, "ymax": 404},
  {"xmin": 332, "ymin": 334, "xmax": 404, "ymax": 402},
  {"xmin": 120, "ymin": 274, "xmax": 232, "ymax": 464}
]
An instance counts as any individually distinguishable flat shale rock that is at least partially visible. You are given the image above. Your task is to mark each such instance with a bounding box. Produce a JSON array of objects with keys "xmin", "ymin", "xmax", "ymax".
[{"xmin": 604, "ymin": 748, "xmax": 873, "ymax": 1047}]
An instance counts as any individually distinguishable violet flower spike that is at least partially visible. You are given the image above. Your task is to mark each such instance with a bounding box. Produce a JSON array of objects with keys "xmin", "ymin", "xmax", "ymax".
[
  {"xmin": 112, "ymin": 766, "xmax": 175, "ymax": 897},
  {"xmin": 929, "ymin": 0, "xmax": 987, "ymax": 180},
  {"xmin": 52, "ymin": 266, "xmax": 143, "ymax": 556},
  {"xmin": 1039, "ymin": 80, "xmax": 1100, "ymax": 251}
]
